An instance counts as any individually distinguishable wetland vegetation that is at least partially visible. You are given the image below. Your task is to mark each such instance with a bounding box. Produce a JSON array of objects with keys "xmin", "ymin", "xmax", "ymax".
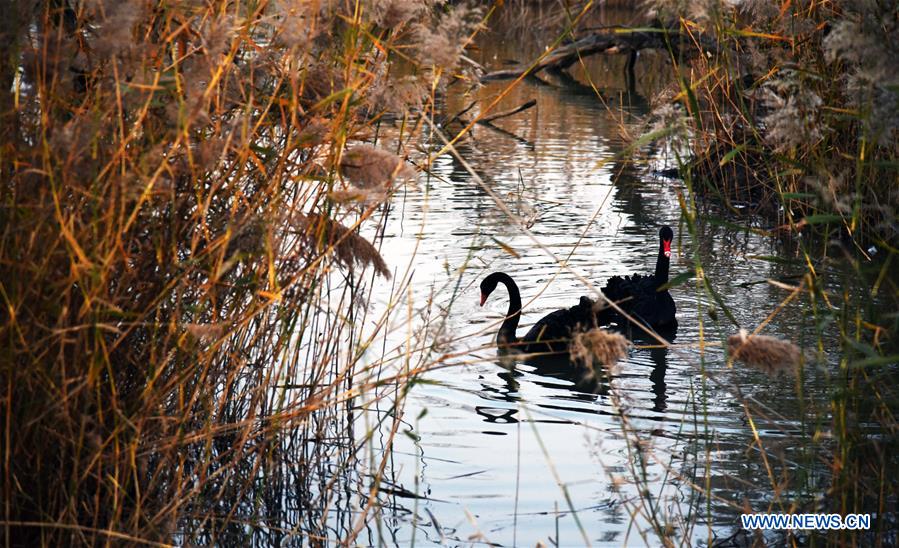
[{"xmin": 1, "ymin": 0, "xmax": 896, "ymax": 545}]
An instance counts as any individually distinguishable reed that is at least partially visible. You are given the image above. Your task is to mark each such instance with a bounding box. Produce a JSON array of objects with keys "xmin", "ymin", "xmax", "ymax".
[
  {"xmin": 645, "ymin": 0, "xmax": 897, "ymax": 246},
  {"xmin": 570, "ymin": 328, "xmax": 630, "ymax": 373},
  {"xmin": 0, "ymin": 0, "xmax": 477, "ymax": 544},
  {"xmin": 727, "ymin": 329, "xmax": 803, "ymax": 376}
]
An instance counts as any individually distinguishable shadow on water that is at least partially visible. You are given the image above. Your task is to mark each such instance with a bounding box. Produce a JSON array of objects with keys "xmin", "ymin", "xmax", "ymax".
[
  {"xmin": 475, "ymin": 320, "xmax": 677, "ymax": 424},
  {"xmin": 649, "ymin": 345, "xmax": 669, "ymax": 413}
]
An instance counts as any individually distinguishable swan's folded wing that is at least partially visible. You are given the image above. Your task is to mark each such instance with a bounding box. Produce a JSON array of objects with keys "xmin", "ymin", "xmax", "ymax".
[
  {"xmin": 602, "ymin": 273, "xmax": 655, "ymax": 301},
  {"xmin": 522, "ymin": 304, "xmax": 593, "ymax": 352}
]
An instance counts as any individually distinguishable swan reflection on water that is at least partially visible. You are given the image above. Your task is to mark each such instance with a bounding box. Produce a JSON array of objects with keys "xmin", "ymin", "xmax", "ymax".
[
  {"xmin": 476, "ymin": 327, "xmax": 675, "ymax": 423},
  {"xmin": 649, "ymin": 345, "xmax": 669, "ymax": 413}
]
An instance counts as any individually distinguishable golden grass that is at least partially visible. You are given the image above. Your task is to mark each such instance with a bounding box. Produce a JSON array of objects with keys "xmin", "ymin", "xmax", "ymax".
[{"xmin": 0, "ymin": 0, "xmax": 479, "ymax": 544}]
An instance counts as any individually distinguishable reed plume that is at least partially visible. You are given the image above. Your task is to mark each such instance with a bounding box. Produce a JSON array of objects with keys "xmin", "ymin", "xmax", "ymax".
[
  {"xmin": 727, "ymin": 329, "xmax": 803, "ymax": 376},
  {"xmin": 339, "ymin": 144, "xmax": 415, "ymax": 190},
  {"xmin": 570, "ymin": 328, "xmax": 630, "ymax": 373},
  {"xmin": 295, "ymin": 213, "xmax": 391, "ymax": 279}
]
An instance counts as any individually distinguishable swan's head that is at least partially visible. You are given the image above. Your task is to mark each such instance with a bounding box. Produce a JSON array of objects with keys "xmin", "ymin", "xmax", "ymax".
[
  {"xmin": 660, "ymin": 226, "xmax": 673, "ymax": 258},
  {"xmin": 479, "ymin": 276, "xmax": 498, "ymax": 306}
]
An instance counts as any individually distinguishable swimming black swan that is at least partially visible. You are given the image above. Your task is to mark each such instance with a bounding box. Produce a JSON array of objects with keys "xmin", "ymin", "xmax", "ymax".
[
  {"xmin": 480, "ymin": 272, "xmax": 593, "ymax": 354},
  {"xmin": 600, "ymin": 226, "xmax": 677, "ymax": 331}
]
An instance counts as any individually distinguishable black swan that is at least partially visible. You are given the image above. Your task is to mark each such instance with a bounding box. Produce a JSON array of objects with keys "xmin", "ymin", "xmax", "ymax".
[
  {"xmin": 480, "ymin": 272, "xmax": 593, "ymax": 354},
  {"xmin": 600, "ymin": 226, "xmax": 677, "ymax": 331}
]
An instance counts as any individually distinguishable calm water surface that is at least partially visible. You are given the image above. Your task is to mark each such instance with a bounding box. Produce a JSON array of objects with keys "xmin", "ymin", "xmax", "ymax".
[{"xmin": 359, "ymin": 18, "xmax": 849, "ymax": 547}]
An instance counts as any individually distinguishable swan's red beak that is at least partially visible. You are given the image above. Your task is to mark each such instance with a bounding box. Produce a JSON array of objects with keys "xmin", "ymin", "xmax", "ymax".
[
  {"xmin": 663, "ymin": 239, "xmax": 671, "ymax": 258},
  {"xmin": 479, "ymin": 292, "xmax": 487, "ymax": 306}
]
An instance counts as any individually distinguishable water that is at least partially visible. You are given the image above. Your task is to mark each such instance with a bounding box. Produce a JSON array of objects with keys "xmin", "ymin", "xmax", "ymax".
[{"xmin": 349, "ymin": 13, "xmax": 880, "ymax": 547}]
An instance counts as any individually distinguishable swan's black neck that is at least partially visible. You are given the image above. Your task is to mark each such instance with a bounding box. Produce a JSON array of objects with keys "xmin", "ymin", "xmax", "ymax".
[
  {"xmin": 654, "ymin": 239, "xmax": 670, "ymax": 286},
  {"xmin": 491, "ymin": 273, "xmax": 522, "ymax": 344}
]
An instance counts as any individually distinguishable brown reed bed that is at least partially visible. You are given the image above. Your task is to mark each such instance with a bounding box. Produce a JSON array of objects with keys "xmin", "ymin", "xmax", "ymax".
[
  {"xmin": 641, "ymin": 0, "xmax": 898, "ymax": 247},
  {"xmin": 0, "ymin": 0, "xmax": 483, "ymax": 544},
  {"xmin": 634, "ymin": 2, "xmax": 899, "ymax": 539},
  {"xmin": 630, "ymin": 3, "xmax": 899, "ymax": 535}
]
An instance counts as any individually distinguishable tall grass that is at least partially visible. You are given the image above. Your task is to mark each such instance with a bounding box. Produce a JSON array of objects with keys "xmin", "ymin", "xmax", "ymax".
[
  {"xmin": 0, "ymin": 0, "xmax": 478, "ymax": 544},
  {"xmin": 645, "ymin": 0, "xmax": 897, "ymax": 246},
  {"xmin": 655, "ymin": 179, "xmax": 899, "ymax": 545}
]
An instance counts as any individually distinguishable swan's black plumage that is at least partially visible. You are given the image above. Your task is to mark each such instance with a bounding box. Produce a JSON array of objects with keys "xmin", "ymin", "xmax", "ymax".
[
  {"xmin": 600, "ymin": 226, "xmax": 677, "ymax": 331},
  {"xmin": 480, "ymin": 272, "xmax": 593, "ymax": 354}
]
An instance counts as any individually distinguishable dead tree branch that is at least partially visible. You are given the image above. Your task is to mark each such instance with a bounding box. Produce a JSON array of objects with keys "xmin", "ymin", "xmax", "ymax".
[
  {"xmin": 481, "ymin": 27, "xmax": 690, "ymax": 82},
  {"xmin": 479, "ymin": 99, "xmax": 537, "ymax": 123}
]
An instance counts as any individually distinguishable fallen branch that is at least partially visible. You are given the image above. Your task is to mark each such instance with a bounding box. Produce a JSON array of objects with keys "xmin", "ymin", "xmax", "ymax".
[
  {"xmin": 446, "ymin": 99, "xmax": 478, "ymax": 126},
  {"xmin": 445, "ymin": 99, "xmax": 537, "ymax": 147},
  {"xmin": 479, "ymin": 99, "xmax": 537, "ymax": 123},
  {"xmin": 481, "ymin": 26, "xmax": 683, "ymax": 82}
]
